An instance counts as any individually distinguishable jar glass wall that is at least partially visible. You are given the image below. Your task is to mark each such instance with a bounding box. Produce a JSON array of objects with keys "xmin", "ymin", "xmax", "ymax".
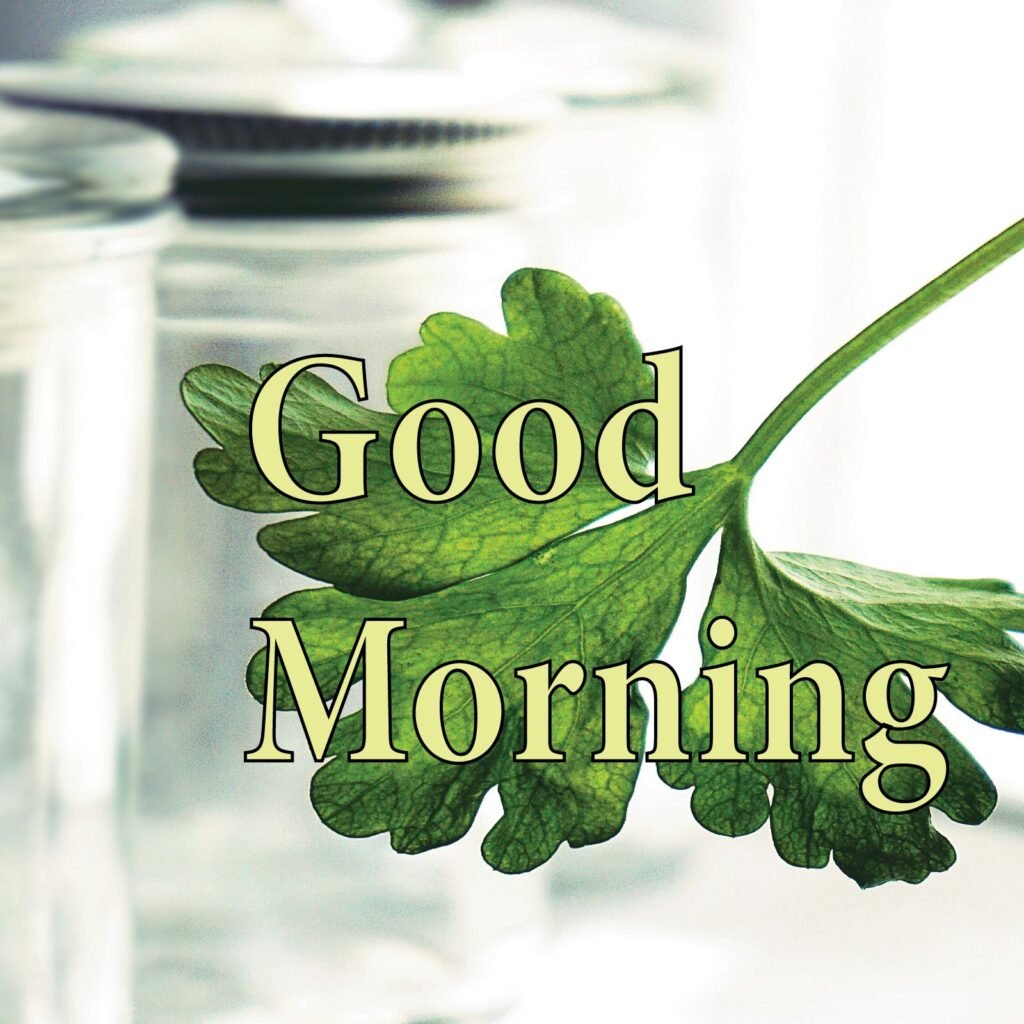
[{"xmin": 0, "ymin": 106, "xmax": 174, "ymax": 1024}]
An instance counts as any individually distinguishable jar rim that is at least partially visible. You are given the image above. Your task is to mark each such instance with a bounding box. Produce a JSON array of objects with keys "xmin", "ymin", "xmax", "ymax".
[
  {"xmin": 0, "ymin": 203, "xmax": 180, "ymax": 270},
  {"xmin": 0, "ymin": 103, "xmax": 178, "ymax": 266}
]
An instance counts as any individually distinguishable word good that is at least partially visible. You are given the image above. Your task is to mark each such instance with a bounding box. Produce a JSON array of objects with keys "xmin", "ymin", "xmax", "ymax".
[{"xmin": 248, "ymin": 352, "xmax": 693, "ymax": 505}]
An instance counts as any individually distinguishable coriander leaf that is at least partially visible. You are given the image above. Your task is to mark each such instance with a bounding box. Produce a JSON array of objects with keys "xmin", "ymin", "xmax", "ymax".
[
  {"xmin": 182, "ymin": 268, "xmax": 657, "ymax": 599},
  {"xmin": 188, "ymin": 221, "xmax": 1024, "ymax": 883},
  {"xmin": 184, "ymin": 361, "xmax": 619, "ymax": 598},
  {"xmin": 248, "ymin": 466, "xmax": 739, "ymax": 873},
  {"xmin": 659, "ymin": 520, "xmax": 1024, "ymax": 886},
  {"xmin": 389, "ymin": 268, "xmax": 656, "ymax": 476}
]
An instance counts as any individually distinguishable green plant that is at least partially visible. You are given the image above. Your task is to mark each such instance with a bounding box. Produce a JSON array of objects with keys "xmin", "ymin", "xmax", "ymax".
[{"xmin": 182, "ymin": 219, "xmax": 1024, "ymax": 886}]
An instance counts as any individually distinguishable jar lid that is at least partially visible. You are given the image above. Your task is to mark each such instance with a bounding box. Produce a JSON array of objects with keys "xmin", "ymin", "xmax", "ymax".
[
  {"xmin": 0, "ymin": 104, "xmax": 178, "ymax": 268},
  {"xmin": 0, "ymin": 64, "xmax": 551, "ymax": 214}
]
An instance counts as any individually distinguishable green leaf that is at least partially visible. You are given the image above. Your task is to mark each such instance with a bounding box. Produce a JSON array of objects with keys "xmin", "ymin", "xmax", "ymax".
[
  {"xmin": 185, "ymin": 224, "xmax": 1024, "ymax": 884},
  {"xmin": 390, "ymin": 268, "xmax": 656, "ymax": 476},
  {"xmin": 181, "ymin": 268, "xmax": 656, "ymax": 598},
  {"xmin": 659, "ymin": 521, "xmax": 1024, "ymax": 886},
  {"xmin": 247, "ymin": 466, "xmax": 738, "ymax": 872}
]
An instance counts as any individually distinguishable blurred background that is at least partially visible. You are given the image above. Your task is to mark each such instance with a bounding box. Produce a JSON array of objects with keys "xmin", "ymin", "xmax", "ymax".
[{"xmin": 0, "ymin": 1, "xmax": 1022, "ymax": 1022}]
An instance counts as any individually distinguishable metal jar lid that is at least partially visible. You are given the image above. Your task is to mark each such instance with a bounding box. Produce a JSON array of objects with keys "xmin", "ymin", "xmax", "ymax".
[{"xmin": 0, "ymin": 63, "xmax": 552, "ymax": 214}]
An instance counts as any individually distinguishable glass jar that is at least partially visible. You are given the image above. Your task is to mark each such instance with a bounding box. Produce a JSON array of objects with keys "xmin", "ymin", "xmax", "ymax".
[
  {"xmin": 0, "ymin": 105, "xmax": 175, "ymax": 1024},
  {"xmin": 140, "ymin": 210, "xmax": 544, "ymax": 1024},
  {"xmin": 1, "ymin": 73, "xmax": 726, "ymax": 1020},
  {"xmin": 138, "ymin": 85, "xmax": 724, "ymax": 1024}
]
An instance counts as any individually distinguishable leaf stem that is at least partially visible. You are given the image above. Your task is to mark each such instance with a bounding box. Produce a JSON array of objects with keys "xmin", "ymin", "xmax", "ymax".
[{"xmin": 732, "ymin": 218, "xmax": 1024, "ymax": 480}]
